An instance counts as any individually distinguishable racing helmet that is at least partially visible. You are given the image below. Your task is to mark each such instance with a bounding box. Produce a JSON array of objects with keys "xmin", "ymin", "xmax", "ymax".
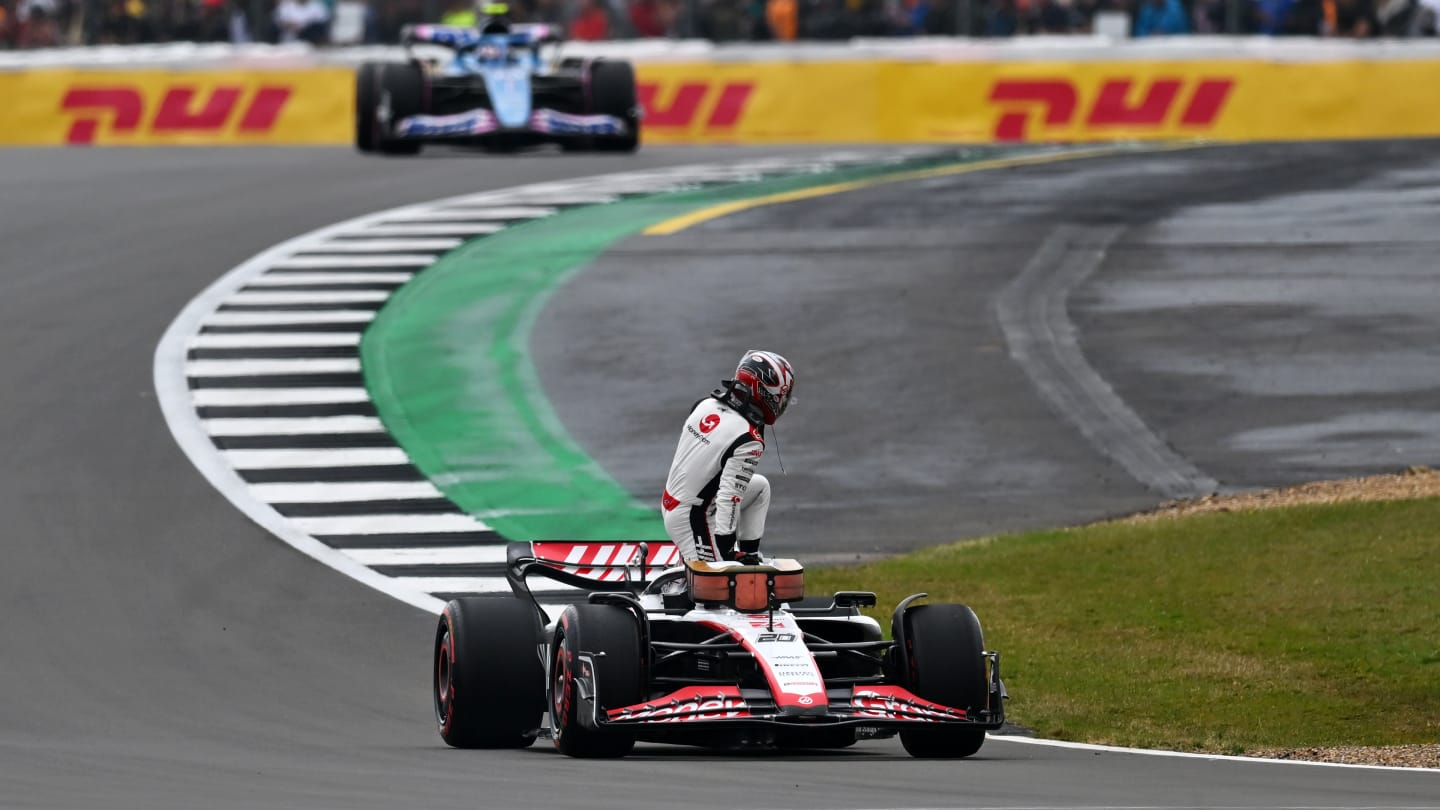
[
  {"xmin": 734, "ymin": 350, "xmax": 796, "ymax": 426},
  {"xmin": 477, "ymin": 1, "xmax": 510, "ymax": 32}
]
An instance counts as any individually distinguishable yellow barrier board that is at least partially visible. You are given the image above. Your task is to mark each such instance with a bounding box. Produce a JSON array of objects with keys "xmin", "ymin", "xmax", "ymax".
[
  {"xmin": 4, "ymin": 59, "xmax": 1439, "ymax": 145},
  {"xmin": 635, "ymin": 59, "xmax": 1440, "ymax": 144},
  {"xmin": 0, "ymin": 68, "xmax": 351, "ymax": 145}
]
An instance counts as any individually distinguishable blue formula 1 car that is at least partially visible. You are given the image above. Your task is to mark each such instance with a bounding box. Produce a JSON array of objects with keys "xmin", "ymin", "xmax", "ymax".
[{"xmin": 355, "ymin": 13, "xmax": 640, "ymax": 155}]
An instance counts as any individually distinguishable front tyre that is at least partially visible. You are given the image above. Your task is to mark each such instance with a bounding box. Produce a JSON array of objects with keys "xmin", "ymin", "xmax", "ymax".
[
  {"xmin": 354, "ymin": 62, "xmax": 379, "ymax": 153},
  {"xmin": 587, "ymin": 60, "xmax": 640, "ymax": 153},
  {"xmin": 895, "ymin": 603, "xmax": 990, "ymax": 759},
  {"xmin": 374, "ymin": 62, "xmax": 424, "ymax": 156},
  {"xmin": 434, "ymin": 597, "xmax": 544, "ymax": 748},
  {"xmin": 550, "ymin": 603, "xmax": 643, "ymax": 758}
]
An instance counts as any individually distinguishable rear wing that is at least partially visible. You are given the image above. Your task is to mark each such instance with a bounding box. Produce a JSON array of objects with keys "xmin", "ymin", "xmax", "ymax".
[
  {"xmin": 505, "ymin": 540, "xmax": 681, "ymax": 597},
  {"xmin": 402, "ymin": 23, "xmax": 561, "ymax": 51},
  {"xmin": 511, "ymin": 23, "xmax": 562, "ymax": 45}
]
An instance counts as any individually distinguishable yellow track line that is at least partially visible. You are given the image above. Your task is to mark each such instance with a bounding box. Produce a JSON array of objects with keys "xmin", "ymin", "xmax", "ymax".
[{"xmin": 643, "ymin": 145, "xmax": 1182, "ymax": 237}]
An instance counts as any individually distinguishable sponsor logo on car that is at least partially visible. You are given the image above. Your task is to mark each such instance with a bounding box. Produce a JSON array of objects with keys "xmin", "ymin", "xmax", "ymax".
[
  {"xmin": 528, "ymin": 109, "xmax": 627, "ymax": 136},
  {"xmin": 610, "ymin": 687, "xmax": 751, "ymax": 723},
  {"xmin": 851, "ymin": 688, "xmax": 964, "ymax": 721},
  {"xmin": 622, "ymin": 697, "xmax": 748, "ymax": 722},
  {"xmin": 398, "ymin": 109, "xmax": 498, "ymax": 137}
]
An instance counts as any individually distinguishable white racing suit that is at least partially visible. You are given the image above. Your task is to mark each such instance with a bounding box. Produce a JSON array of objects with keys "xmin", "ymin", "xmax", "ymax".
[{"xmin": 661, "ymin": 390, "xmax": 770, "ymax": 562}]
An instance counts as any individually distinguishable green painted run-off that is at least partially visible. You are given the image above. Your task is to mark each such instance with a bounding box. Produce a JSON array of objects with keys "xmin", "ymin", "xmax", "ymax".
[{"xmin": 361, "ymin": 151, "xmax": 1043, "ymax": 541}]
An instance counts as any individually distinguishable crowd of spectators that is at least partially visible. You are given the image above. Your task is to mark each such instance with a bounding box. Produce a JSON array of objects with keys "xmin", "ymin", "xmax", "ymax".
[
  {"xmin": 1, "ymin": 0, "xmax": 1436, "ymax": 47},
  {"xmin": 661, "ymin": 0, "xmax": 1440, "ymax": 38},
  {"xmin": 0, "ymin": 0, "xmax": 268, "ymax": 46}
]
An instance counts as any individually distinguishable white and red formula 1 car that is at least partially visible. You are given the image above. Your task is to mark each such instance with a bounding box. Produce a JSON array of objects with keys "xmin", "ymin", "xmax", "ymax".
[{"xmin": 432, "ymin": 540, "xmax": 1007, "ymax": 758}]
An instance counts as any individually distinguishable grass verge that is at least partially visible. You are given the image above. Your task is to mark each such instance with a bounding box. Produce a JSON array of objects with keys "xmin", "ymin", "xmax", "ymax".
[{"xmin": 806, "ymin": 497, "xmax": 1440, "ymax": 753}]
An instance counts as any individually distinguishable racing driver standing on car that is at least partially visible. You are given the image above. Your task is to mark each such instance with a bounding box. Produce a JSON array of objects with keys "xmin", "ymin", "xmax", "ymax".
[{"xmin": 662, "ymin": 350, "xmax": 795, "ymax": 564}]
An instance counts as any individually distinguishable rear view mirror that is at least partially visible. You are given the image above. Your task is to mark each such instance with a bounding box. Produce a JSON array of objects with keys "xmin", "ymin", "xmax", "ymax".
[{"xmin": 833, "ymin": 591, "xmax": 878, "ymax": 608}]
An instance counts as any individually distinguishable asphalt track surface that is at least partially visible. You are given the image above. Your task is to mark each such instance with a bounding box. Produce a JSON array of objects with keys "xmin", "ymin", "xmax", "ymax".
[{"xmin": 2, "ymin": 144, "xmax": 1438, "ymax": 809}]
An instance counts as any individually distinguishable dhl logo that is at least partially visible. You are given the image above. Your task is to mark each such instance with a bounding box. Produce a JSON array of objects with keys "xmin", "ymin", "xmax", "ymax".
[
  {"xmin": 988, "ymin": 77, "xmax": 1235, "ymax": 141},
  {"xmin": 637, "ymin": 81, "xmax": 754, "ymax": 130},
  {"xmin": 60, "ymin": 85, "xmax": 294, "ymax": 145}
]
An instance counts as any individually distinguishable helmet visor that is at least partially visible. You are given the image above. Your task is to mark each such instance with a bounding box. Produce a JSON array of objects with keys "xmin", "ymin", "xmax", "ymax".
[{"xmin": 776, "ymin": 380, "xmax": 795, "ymax": 418}]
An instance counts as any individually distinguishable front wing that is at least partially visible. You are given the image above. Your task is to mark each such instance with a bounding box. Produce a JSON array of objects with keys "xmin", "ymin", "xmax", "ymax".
[
  {"xmin": 603, "ymin": 685, "xmax": 992, "ymax": 727},
  {"xmin": 572, "ymin": 662, "xmax": 1005, "ymax": 733},
  {"xmin": 395, "ymin": 107, "xmax": 629, "ymax": 139}
]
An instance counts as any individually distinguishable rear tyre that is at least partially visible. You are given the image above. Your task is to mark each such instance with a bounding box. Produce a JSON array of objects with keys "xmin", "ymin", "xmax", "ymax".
[
  {"xmin": 354, "ymin": 62, "xmax": 379, "ymax": 153},
  {"xmin": 587, "ymin": 60, "xmax": 640, "ymax": 153},
  {"xmin": 896, "ymin": 603, "xmax": 989, "ymax": 759},
  {"xmin": 434, "ymin": 597, "xmax": 544, "ymax": 748},
  {"xmin": 550, "ymin": 603, "xmax": 643, "ymax": 758},
  {"xmin": 375, "ymin": 62, "xmax": 424, "ymax": 156}
]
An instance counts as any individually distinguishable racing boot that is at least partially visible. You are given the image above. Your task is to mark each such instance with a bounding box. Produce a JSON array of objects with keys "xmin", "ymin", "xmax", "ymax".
[{"xmin": 735, "ymin": 537, "xmax": 763, "ymax": 566}]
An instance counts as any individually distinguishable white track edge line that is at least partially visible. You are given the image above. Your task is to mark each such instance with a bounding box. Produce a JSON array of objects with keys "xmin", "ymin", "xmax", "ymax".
[
  {"xmin": 222, "ymin": 447, "xmax": 410, "ymax": 469},
  {"xmin": 989, "ymin": 734, "xmax": 1440, "ymax": 773},
  {"xmin": 341, "ymin": 546, "xmax": 511, "ymax": 565},
  {"xmin": 202, "ymin": 416, "xmax": 386, "ymax": 435},
  {"xmin": 288, "ymin": 513, "xmax": 494, "ymax": 534},
  {"xmin": 189, "ymin": 332, "xmax": 363, "ymax": 348}
]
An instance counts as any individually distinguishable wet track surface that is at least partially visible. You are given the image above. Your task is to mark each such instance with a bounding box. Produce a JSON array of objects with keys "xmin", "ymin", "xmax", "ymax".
[{"xmin": 2, "ymin": 144, "xmax": 1439, "ymax": 808}]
